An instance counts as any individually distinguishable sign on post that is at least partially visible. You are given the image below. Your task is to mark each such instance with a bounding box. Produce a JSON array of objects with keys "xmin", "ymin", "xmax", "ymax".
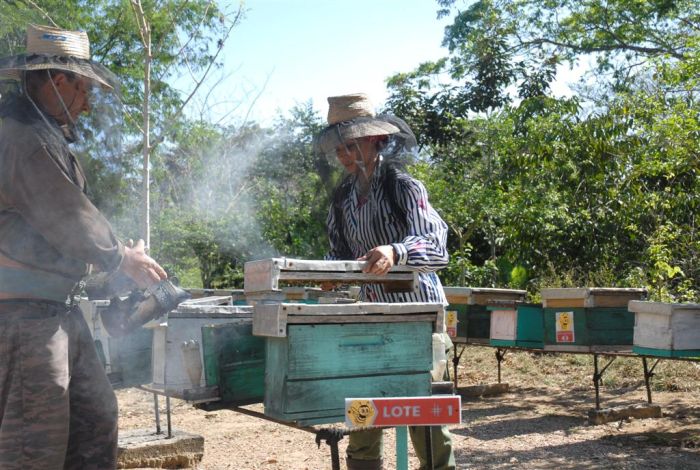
[{"xmin": 345, "ymin": 396, "xmax": 462, "ymax": 429}]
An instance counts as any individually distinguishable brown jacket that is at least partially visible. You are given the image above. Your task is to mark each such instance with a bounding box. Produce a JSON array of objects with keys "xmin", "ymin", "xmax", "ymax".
[{"xmin": 0, "ymin": 96, "xmax": 123, "ymax": 282}]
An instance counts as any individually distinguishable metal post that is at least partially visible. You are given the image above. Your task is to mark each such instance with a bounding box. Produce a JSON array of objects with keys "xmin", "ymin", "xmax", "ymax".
[
  {"xmin": 329, "ymin": 441, "xmax": 340, "ymax": 470},
  {"xmin": 642, "ymin": 357, "xmax": 661, "ymax": 404},
  {"xmin": 495, "ymin": 349, "xmax": 506, "ymax": 384},
  {"xmin": 452, "ymin": 345, "xmax": 464, "ymax": 390},
  {"xmin": 593, "ymin": 354, "xmax": 600, "ymax": 410},
  {"xmin": 396, "ymin": 427, "xmax": 408, "ymax": 470},
  {"xmin": 153, "ymin": 393, "xmax": 161, "ymax": 434},
  {"xmin": 424, "ymin": 426, "xmax": 434, "ymax": 470},
  {"xmin": 166, "ymin": 395, "xmax": 172, "ymax": 438}
]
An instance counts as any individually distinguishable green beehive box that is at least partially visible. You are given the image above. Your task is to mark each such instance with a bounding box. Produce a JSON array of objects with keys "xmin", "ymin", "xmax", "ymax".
[
  {"xmin": 541, "ymin": 288, "xmax": 645, "ymax": 352},
  {"xmin": 487, "ymin": 301, "xmax": 545, "ymax": 349},
  {"xmin": 201, "ymin": 321, "xmax": 266, "ymax": 405},
  {"xmin": 515, "ymin": 304, "xmax": 545, "ymax": 349},
  {"xmin": 444, "ymin": 287, "xmax": 527, "ymax": 344},
  {"xmin": 254, "ymin": 302, "xmax": 441, "ymax": 426}
]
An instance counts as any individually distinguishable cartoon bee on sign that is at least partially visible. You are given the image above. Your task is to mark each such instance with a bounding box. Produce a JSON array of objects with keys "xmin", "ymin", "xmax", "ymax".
[{"xmin": 346, "ymin": 399, "xmax": 377, "ymax": 428}]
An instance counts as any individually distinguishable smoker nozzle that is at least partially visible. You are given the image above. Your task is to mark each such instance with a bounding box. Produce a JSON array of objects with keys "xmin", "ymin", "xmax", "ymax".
[{"xmin": 100, "ymin": 280, "xmax": 191, "ymax": 337}]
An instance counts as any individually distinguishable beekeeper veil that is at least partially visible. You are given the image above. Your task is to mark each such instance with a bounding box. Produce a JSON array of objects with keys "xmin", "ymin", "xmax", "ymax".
[
  {"xmin": 0, "ymin": 24, "xmax": 122, "ymax": 147},
  {"xmin": 313, "ymin": 93, "xmax": 418, "ymax": 175}
]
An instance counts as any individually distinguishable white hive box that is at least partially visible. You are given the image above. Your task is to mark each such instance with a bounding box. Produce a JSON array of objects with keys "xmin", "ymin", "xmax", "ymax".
[
  {"xmin": 79, "ymin": 298, "xmax": 112, "ymax": 372},
  {"xmin": 145, "ymin": 297, "xmax": 253, "ymax": 399},
  {"xmin": 629, "ymin": 301, "xmax": 700, "ymax": 358}
]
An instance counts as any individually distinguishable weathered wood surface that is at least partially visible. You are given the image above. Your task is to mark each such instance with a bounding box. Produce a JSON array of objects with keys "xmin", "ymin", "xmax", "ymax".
[
  {"xmin": 490, "ymin": 308, "xmax": 518, "ymax": 341},
  {"xmin": 253, "ymin": 302, "xmax": 444, "ymax": 337},
  {"xmin": 630, "ymin": 301, "xmax": 700, "ymax": 352},
  {"xmin": 244, "ymin": 258, "xmax": 419, "ymax": 294},
  {"xmin": 264, "ymin": 322, "xmax": 433, "ymax": 425},
  {"xmin": 443, "ymin": 286, "xmax": 526, "ymax": 305},
  {"xmin": 541, "ymin": 287, "xmax": 646, "ymax": 308},
  {"xmin": 201, "ymin": 322, "xmax": 265, "ymax": 406},
  {"xmin": 149, "ymin": 305, "xmax": 254, "ymax": 397},
  {"xmin": 179, "ymin": 295, "xmax": 232, "ymax": 306}
]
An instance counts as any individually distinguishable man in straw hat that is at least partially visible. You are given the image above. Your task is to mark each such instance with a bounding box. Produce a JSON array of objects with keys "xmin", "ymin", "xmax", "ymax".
[
  {"xmin": 0, "ymin": 25, "xmax": 167, "ymax": 469},
  {"xmin": 316, "ymin": 93, "xmax": 456, "ymax": 470}
]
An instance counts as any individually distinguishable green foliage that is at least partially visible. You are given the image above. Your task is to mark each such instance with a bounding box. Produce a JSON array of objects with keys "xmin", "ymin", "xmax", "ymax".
[{"xmin": 386, "ymin": 0, "xmax": 700, "ymax": 299}]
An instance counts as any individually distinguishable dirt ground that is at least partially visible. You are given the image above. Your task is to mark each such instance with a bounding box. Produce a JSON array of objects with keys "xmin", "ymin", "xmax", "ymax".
[{"xmin": 116, "ymin": 367, "xmax": 700, "ymax": 469}]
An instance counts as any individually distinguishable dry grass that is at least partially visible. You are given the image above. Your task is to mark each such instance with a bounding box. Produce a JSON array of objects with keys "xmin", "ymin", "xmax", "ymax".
[{"xmin": 454, "ymin": 345, "xmax": 700, "ymax": 393}]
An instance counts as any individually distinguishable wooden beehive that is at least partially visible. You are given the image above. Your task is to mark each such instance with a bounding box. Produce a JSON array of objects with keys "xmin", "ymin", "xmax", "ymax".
[
  {"xmin": 200, "ymin": 321, "xmax": 266, "ymax": 405},
  {"xmin": 540, "ymin": 288, "xmax": 646, "ymax": 308},
  {"xmin": 144, "ymin": 299, "xmax": 255, "ymax": 402},
  {"xmin": 487, "ymin": 301, "xmax": 519, "ymax": 347},
  {"xmin": 515, "ymin": 304, "xmax": 545, "ymax": 349},
  {"xmin": 244, "ymin": 258, "xmax": 419, "ymax": 294},
  {"xmin": 186, "ymin": 288, "xmax": 247, "ymax": 304},
  {"xmin": 541, "ymin": 288, "xmax": 646, "ymax": 352},
  {"xmin": 254, "ymin": 302, "xmax": 442, "ymax": 425},
  {"xmin": 443, "ymin": 287, "xmax": 527, "ymax": 344},
  {"xmin": 80, "ymin": 298, "xmax": 154, "ymax": 386},
  {"xmin": 629, "ymin": 301, "xmax": 700, "ymax": 358}
]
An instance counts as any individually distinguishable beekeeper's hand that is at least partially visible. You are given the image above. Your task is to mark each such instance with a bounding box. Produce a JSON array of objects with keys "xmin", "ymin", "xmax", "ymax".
[
  {"xmin": 359, "ymin": 245, "xmax": 395, "ymax": 276},
  {"xmin": 120, "ymin": 239, "xmax": 167, "ymax": 288}
]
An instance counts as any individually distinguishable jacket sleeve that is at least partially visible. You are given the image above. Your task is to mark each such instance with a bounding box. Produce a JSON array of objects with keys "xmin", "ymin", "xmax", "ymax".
[
  {"xmin": 2, "ymin": 141, "xmax": 124, "ymax": 272},
  {"xmin": 390, "ymin": 177, "xmax": 449, "ymax": 273}
]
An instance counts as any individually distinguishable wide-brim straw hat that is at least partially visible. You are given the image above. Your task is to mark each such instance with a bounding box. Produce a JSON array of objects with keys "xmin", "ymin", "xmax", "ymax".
[
  {"xmin": 0, "ymin": 24, "xmax": 116, "ymax": 90},
  {"xmin": 315, "ymin": 93, "xmax": 400, "ymax": 154}
]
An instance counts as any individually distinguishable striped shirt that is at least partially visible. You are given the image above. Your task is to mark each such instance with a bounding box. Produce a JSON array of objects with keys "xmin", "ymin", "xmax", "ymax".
[{"xmin": 326, "ymin": 160, "xmax": 449, "ymax": 304}]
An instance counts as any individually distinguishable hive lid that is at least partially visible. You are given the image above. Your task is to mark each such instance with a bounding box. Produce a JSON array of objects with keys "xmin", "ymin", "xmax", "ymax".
[
  {"xmin": 442, "ymin": 287, "xmax": 527, "ymax": 296},
  {"xmin": 170, "ymin": 304, "xmax": 253, "ymax": 318},
  {"xmin": 628, "ymin": 300, "xmax": 700, "ymax": 316},
  {"xmin": 540, "ymin": 288, "xmax": 646, "ymax": 299}
]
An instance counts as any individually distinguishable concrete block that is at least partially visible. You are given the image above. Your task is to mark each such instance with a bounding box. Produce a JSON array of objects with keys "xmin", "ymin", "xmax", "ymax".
[
  {"xmin": 457, "ymin": 382, "xmax": 509, "ymax": 398},
  {"xmin": 588, "ymin": 404, "xmax": 663, "ymax": 425},
  {"xmin": 117, "ymin": 428, "xmax": 204, "ymax": 469}
]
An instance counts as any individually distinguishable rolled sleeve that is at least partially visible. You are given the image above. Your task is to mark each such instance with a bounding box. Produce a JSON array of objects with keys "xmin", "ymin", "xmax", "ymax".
[{"xmin": 391, "ymin": 242, "xmax": 408, "ymax": 265}]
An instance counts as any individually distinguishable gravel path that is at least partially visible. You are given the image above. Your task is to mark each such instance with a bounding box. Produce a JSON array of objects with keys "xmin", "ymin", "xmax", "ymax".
[{"xmin": 117, "ymin": 385, "xmax": 699, "ymax": 469}]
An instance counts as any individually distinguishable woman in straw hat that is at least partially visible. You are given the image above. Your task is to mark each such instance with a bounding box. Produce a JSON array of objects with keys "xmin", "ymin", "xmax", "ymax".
[
  {"xmin": 316, "ymin": 93, "xmax": 456, "ymax": 470},
  {"xmin": 0, "ymin": 25, "xmax": 166, "ymax": 469}
]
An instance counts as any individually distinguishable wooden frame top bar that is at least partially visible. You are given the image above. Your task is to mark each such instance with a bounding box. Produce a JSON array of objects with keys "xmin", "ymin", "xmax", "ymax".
[{"xmin": 244, "ymin": 258, "xmax": 419, "ymax": 294}]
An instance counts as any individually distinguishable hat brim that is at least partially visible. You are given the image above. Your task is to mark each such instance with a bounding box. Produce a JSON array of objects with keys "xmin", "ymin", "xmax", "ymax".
[
  {"xmin": 0, "ymin": 54, "xmax": 117, "ymax": 90},
  {"xmin": 315, "ymin": 118, "xmax": 400, "ymax": 154}
]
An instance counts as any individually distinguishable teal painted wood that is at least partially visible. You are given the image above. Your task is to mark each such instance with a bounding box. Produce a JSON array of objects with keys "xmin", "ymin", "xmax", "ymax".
[
  {"xmin": 284, "ymin": 322, "xmax": 432, "ymax": 380},
  {"xmin": 201, "ymin": 322, "xmax": 266, "ymax": 405},
  {"xmin": 490, "ymin": 339, "xmax": 516, "ymax": 347},
  {"xmin": 264, "ymin": 372, "xmax": 431, "ymax": 424},
  {"xmin": 516, "ymin": 304, "xmax": 545, "ymax": 348},
  {"xmin": 633, "ymin": 345, "xmax": 700, "ymax": 358},
  {"xmin": 396, "ymin": 427, "xmax": 408, "ymax": 470},
  {"xmin": 544, "ymin": 307, "xmax": 588, "ymax": 346},
  {"xmin": 588, "ymin": 308, "xmax": 634, "ymax": 345},
  {"xmin": 264, "ymin": 322, "xmax": 433, "ymax": 425},
  {"xmin": 544, "ymin": 307, "xmax": 634, "ymax": 347},
  {"xmin": 449, "ymin": 304, "xmax": 490, "ymax": 341},
  {"xmin": 110, "ymin": 328, "xmax": 152, "ymax": 386}
]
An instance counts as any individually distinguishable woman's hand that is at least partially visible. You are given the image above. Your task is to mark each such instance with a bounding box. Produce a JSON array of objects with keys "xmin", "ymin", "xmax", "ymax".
[{"xmin": 358, "ymin": 245, "xmax": 395, "ymax": 275}]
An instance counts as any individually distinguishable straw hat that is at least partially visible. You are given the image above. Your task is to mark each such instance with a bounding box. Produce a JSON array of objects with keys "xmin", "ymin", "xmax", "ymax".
[
  {"xmin": 0, "ymin": 24, "xmax": 116, "ymax": 90},
  {"xmin": 315, "ymin": 93, "xmax": 400, "ymax": 154}
]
